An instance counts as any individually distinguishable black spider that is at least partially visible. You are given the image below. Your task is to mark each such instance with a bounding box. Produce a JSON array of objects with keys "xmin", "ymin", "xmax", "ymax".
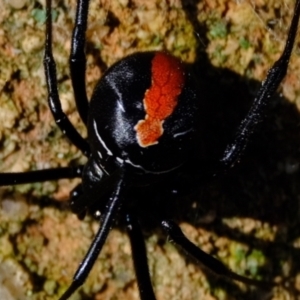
[{"xmin": 1, "ymin": 0, "xmax": 300, "ymax": 299}]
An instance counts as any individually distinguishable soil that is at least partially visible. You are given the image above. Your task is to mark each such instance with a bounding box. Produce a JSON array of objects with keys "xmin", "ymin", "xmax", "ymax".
[{"xmin": 1, "ymin": 0, "xmax": 300, "ymax": 299}]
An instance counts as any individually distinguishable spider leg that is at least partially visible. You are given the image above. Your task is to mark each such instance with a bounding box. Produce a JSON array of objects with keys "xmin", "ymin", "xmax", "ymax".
[
  {"xmin": 0, "ymin": 166, "xmax": 83, "ymax": 186},
  {"xmin": 69, "ymin": 0, "xmax": 90, "ymax": 125},
  {"xmin": 59, "ymin": 172, "xmax": 126, "ymax": 300},
  {"xmin": 219, "ymin": 0, "xmax": 300, "ymax": 171},
  {"xmin": 161, "ymin": 220, "xmax": 273, "ymax": 289},
  {"xmin": 44, "ymin": 0, "xmax": 90, "ymax": 156},
  {"xmin": 125, "ymin": 212, "xmax": 156, "ymax": 300}
]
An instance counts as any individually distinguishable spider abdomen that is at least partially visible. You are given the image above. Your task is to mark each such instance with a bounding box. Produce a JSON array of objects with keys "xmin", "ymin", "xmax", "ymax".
[
  {"xmin": 88, "ymin": 51, "xmax": 199, "ymax": 174},
  {"xmin": 134, "ymin": 52, "xmax": 185, "ymax": 148}
]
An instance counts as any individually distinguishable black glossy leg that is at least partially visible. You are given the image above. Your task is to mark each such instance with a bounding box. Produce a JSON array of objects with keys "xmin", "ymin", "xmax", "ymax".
[
  {"xmin": 125, "ymin": 213, "xmax": 156, "ymax": 300},
  {"xmin": 59, "ymin": 173, "xmax": 125, "ymax": 300},
  {"xmin": 44, "ymin": 0, "xmax": 90, "ymax": 156},
  {"xmin": 0, "ymin": 166, "xmax": 83, "ymax": 186},
  {"xmin": 161, "ymin": 220, "xmax": 272, "ymax": 288},
  {"xmin": 70, "ymin": 0, "xmax": 90, "ymax": 125},
  {"xmin": 219, "ymin": 0, "xmax": 300, "ymax": 170}
]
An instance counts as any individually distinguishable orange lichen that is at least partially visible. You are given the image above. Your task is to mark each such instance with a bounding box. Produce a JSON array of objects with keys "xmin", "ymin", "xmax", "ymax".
[{"xmin": 134, "ymin": 52, "xmax": 185, "ymax": 147}]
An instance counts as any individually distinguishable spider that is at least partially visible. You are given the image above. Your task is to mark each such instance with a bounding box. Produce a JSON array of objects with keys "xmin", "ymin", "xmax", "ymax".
[{"xmin": 1, "ymin": 0, "xmax": 300, "ymax": 299}]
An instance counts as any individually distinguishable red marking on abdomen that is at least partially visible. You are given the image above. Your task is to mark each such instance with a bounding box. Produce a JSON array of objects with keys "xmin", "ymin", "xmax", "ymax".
[{"xmin": 134, "ymin": 52, "xmax": 185, "ymax": 147}]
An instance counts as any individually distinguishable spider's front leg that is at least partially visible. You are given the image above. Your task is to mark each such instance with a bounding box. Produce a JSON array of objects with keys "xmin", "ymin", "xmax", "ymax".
[
  {"xmin": 58, "ymin": 172, "xmax": 126, "ymax": 300},
  {"xmin": 125, "ymin": 213, "xmax": 156, "ymax": 300},
  {"xmin": 161, "ymin": 220, "xmax": 273, "ymax": 288}
]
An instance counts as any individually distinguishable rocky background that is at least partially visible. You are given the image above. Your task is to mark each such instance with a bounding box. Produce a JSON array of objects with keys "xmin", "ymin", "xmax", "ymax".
[{"xmin": 1, "ymin": 0, "xmax": 300, "ymax": 299}]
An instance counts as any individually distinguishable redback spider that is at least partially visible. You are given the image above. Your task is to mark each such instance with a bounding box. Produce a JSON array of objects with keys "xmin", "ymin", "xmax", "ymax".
[{"xmin": 1, "ymin": 0, "xmax": 300, "ymax": 299}]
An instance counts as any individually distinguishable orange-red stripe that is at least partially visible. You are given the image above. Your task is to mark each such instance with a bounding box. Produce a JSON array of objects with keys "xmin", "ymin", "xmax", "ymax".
[{"xmin": 134, "ymin": 52, "xmax": 185, "ymax": 147}]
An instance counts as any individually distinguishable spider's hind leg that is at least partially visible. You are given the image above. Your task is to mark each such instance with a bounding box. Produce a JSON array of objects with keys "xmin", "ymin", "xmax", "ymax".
[
  {"xmin": 44, "ymin": 0, "xmax": 90, "ymax": 156},
  {"xmin": 218, "ymin": 0, "xmax": 300, "ymax": 173},
  {"xmin": 69, "ymin": 0, "xmax": 90, "ymax": 125}
]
